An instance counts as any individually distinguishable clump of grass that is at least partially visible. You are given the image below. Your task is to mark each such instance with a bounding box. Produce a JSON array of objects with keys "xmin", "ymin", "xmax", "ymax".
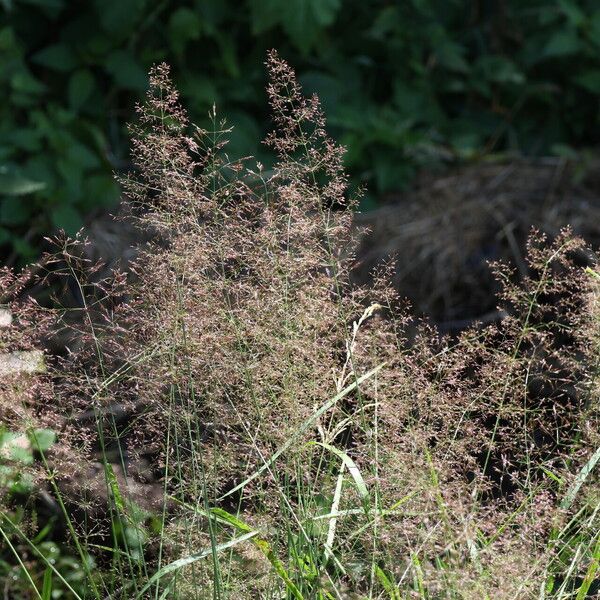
[{"xmin": 1, "ymin": 53, "xmax": 599, "ymax": 599}]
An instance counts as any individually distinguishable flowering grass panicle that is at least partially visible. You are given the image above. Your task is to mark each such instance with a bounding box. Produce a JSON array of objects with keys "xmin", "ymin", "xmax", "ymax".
[{"xmin": 0, "ymin": 52, "xmax": 598, "ymax": 600}]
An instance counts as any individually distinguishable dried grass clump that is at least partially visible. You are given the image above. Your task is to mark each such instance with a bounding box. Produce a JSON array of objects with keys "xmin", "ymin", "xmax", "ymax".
[{"xmin": 354, "ymin": 158, "xmax": 600, "ymax": 330}]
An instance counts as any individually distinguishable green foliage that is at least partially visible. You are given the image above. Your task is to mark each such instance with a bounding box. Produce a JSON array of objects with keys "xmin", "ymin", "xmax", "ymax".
[
  {"xmin": 2, "ymin": 0, "xmax": 600, "ymax": 260},
  {"xmin": 0, "ymin": 509, "xmax": 95, "ymax": 600},
  {"xmin": 0, "ymin": 428, "xmax": 90, "ymax": 599},
  {"xmin": 0, "ymin": 427, "xmax": 55, "ymax": 496}
]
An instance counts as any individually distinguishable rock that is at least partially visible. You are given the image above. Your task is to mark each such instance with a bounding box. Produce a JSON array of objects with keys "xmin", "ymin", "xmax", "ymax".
[
  {"xmin": 0, "ymin": 350, "xmax": 46, "ymax": 376},
  {"xmin": 0, "ymin": 308, "xmax": 12, "ymax": 328}
]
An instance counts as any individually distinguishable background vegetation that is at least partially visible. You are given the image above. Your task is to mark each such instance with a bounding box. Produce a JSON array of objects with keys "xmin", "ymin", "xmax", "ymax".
[{"xmin": 2, "ymin": 0, "xmax": 600, "ymax": 262}]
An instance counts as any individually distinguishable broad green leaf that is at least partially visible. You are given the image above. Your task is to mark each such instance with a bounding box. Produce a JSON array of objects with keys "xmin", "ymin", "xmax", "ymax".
[
  {"xmin": 28, "ymin": 429, "xmax": 56, "ymax": 453},
  {"xmin": 225, "ymin": 111, "xmax": 260, "ymax": 158},
  {"xmin": 19, "ymin": 0, "xmax": 65, "ymax": 9},
  {"xmin": 179, "ymin": 74, "xmax": 218, "ymax": 105},
  {"xmin": 0, "ymin": 227, "xmax": 9, "ymax": 245},
  {"xmin": 282, "ymin": 0, "xmax": 341, "ymax": 53},
  {"xmin": 0, "ymin": 172, "xmax": 46, "ymax": 196},
  {"xmin": 436, "ymin": 41, "xmax": 469, "ymax": 73},
  {"xmin": 590, "ymin": 11, "xmax": 600, "ymax": 48},
  {"xmin": 68, "ymin": 69, "xmax": 95, "ymax": 110},
  {"xmin": 0, "ymin": 196, "xmax": 32, "ymax": 226},
  {"xmin": 311, "ymin": 0, "xmax": 341, "ymax": 25},
  {"xmin": 10, "ymin": 71, "xmax": 46, "ymax": 96},
  {"xmin": 9, "ymin": 129, "xmax": 42, "ymax": 152},
  {"xmin": 51, "ymin": 204, "xmax": 82, "ymax": 235},
  {"xmin": 32, "ymin": 43, "xmax": 76, "ymax": 72},
  {"xmin": 1, "ymin": 433, "xmax": 33, "ymax": 464},
  {"xmin": 476, "ymin": 56, "xmax": 525, "ymax": 85},
  {"xmin": 193, "ymin": 0, "xmax": 228, "ymax": 36},
  {"xmin": 11, "ymin": 237, "xmax": 36, "ymax": 262},
  {"xmin": 124, "ymin": 524, "xmax": 147, "ymax": 549},
  {"xmin": 543, "ymin": 30, "xmax": 581, "ymax": 57},
  {"xmin": 217, "ymin": 35, "xmax": 239, "ymax": 78},
  {"xmin": 95, "ymin": 0, "xmax": 146, "ymax": 37},
  {"xmin": 169, "ymin": 7, "xmax": 201, "ymax": 55},
  {"xmin": 11, "ymin": 472, "xmax": 34, "ymax": 494},
  {"xmin": 575, "ymin": 70, "xmax": 600, "ymax": 94},
  {"xmin": 104, "ymin": 50, "xmax": 147, "ymax": 91},
  {"xmin": 374, "ymin": 153, "xmax": 412, "ymax": 191},
  {"xmin": 82, "ymin": 174, "xmax": 119, "ymax": 209},
  {"xmin": 551, "ymin": 143, "xmax": 579, "ymax": 160},
  {"xmin": 65, "ymin": 141, "xmax": 100, "ymax": 170},
  {"xmin": 248, "ymin": 0, "xmax": 341, "ymax": 53},
  {"xmin": 558, "ymin": 0, "xmax": 586, "ymax": 27},
  {"xmin": 248, "ymin": 0, "xmax": 283, "ymax": 34}
]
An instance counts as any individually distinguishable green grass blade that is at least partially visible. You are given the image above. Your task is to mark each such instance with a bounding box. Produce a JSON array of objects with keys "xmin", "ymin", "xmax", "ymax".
[
  {"xmin": 158, "ymin": 581, "xmax": 175, "ymax": 600},
  {"xmin": 575, "ymin": 533, "xmax": 600, "ymax": 600},
  {"xmin": 210, "ymin": 507, "xmax": 305, "ymax": 600},
  {"xmin": 324, "ymin": 463, "xmax": 345, "ymax": 561},
  {"xmin": 252, "ymin": 537, "xmax": 304, "ymax": 600},
  {"xmin": 1, "ymin": 512, "xmax": 84, "ymax": 600},
  {"xmin": 166, "ymin": 501, "xmax": 305, "ymax": 599},
  {"xmin": 209, "ymin": 507, "xmax": 255, "ymax": 533},
  {"xmin": 41, "ymin": 566, "xmax": 53, "ymax": 600},
  {"xmin": 310, "ymin": 441, "xmax": 370, "ymax": 510},
  {"xmin": 105, "ymin": 462, "xmax": 126, "ymax": 513},
  {"xmin": 374, "ymin": 565, "xmax": 400, "ymax": 600},
  {"xmin": 0, "ymin": 521, "xmax": 43, "ymax": 600},
  {"xmin": 561, "ymin": 445, "xmax": 600, "ymax": 510},
  {"xmin": 411, "ymin": 553, "xmax": 427, "ymax": 598}
]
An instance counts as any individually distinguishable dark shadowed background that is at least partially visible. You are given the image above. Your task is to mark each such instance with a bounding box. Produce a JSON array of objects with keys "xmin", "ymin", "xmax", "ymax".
[{"xmin": 1, "ymin": 0, "xmax": 600, "ymax": 265}]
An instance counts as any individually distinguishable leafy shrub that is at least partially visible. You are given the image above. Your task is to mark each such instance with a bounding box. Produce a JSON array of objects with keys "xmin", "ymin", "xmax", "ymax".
[
  {"xmin": 0, "ymin": 54, "xmax": 599, "ymax": 598},
  {"xmin": 2, "ymin": 0, "xmax": 600, "ymax": 261}
]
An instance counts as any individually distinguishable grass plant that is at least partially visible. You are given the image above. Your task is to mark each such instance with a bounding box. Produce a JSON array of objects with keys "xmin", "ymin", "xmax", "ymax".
[{"xmin": 0, "ymin": 53, "xmax": 599, "ymax": 599}]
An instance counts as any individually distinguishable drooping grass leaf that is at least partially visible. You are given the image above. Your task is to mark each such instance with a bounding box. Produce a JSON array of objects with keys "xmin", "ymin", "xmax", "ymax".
[
  {"xmin": 218, "ymin": 363, "xmax": 385, "ymax": 501},
  {"xmin": 310, "ymin": 441, "xmax": 370, "ymax": 510},
  {"xmin": 135, "ymin": 530, "xmax": 259, "ymax": 599}
]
